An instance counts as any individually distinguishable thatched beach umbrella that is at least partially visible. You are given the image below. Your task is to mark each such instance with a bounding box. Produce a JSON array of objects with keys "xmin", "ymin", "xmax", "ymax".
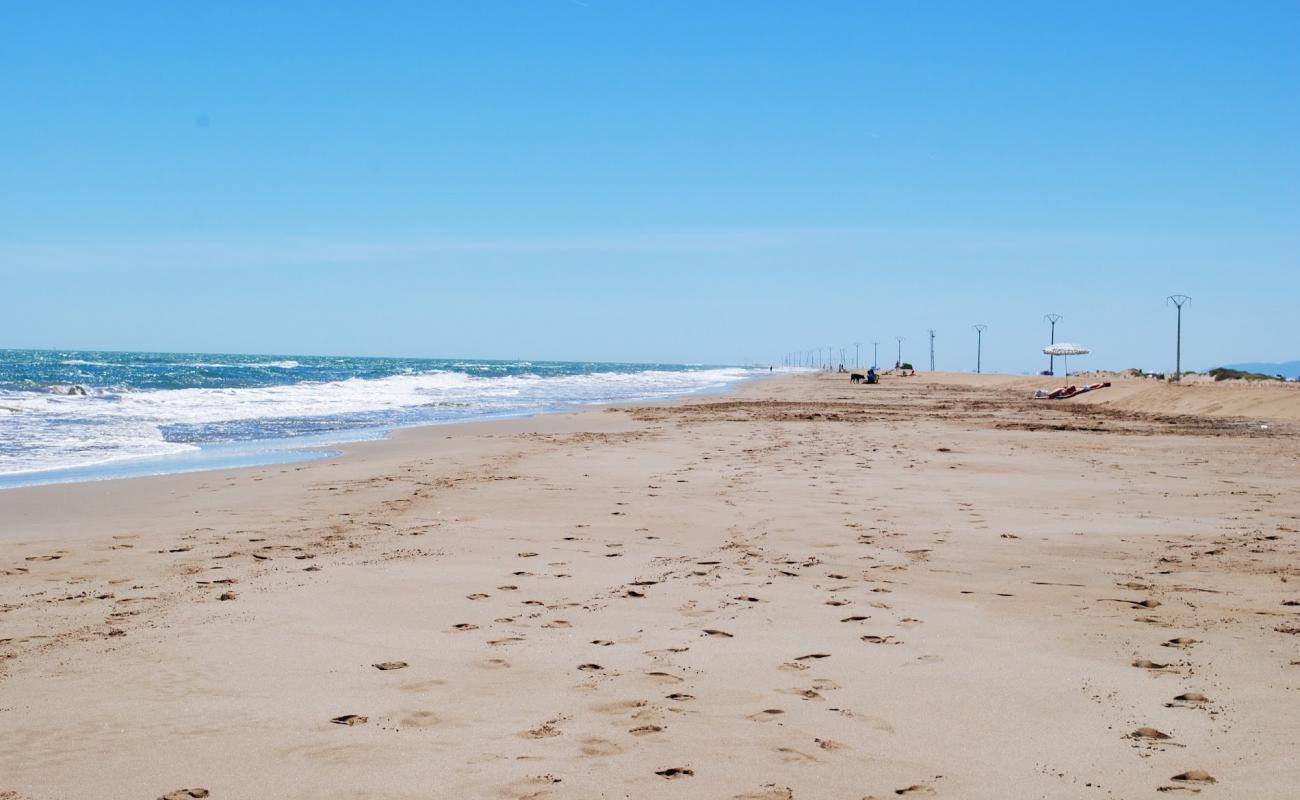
[{"xmin": 1042, "ymin": 343, "xmax": 1089, "ymax": 377}]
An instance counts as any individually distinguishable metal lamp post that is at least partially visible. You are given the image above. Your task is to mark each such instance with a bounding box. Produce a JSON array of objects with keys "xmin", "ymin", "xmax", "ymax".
[
  {"xmin": 1044, "ymin": 314, "xmax": 1062, "ymax": 375},
  {"xmin": 1167, "ymin": 295, "xmax": 1190, "ymax": 380}
]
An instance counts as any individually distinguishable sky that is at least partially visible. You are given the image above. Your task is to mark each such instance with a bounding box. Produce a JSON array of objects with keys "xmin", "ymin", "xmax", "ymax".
[{"xmin": 2, "ymin": 1, "xmax": 1297, "ymax": 373}]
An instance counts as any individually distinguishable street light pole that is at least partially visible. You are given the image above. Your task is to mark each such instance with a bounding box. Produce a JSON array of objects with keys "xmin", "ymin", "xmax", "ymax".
[
  {"xmin": 895, "ymin": 336, "xmax": 904, "ymax": 369},
  {"xmin": 854, "ymin": 342, "xmax": 861, "ymax": 369},
  {"xmin": 1167, "ymin": 295, "xmax": 1191, "ymax": 380},
  {"xmin": 928, "ymin": 329, "xmax": 936, "ymax": 372},
  {"xmin": 872, "ymin": 341, "xmax": 880, "ymax": 370},
  {"xmin": 1043, "ymin": 314, "xmax": 1062, "ymax": 375},
  {"xmin": 973, "ymin": 325, "xmax": 987, "ymax": 373}
]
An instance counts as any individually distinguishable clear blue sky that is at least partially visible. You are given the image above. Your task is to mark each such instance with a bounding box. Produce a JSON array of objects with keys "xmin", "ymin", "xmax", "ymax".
[{"xmin": 2, "ymin": 1, "xmax": 1296, "ymax": 372}]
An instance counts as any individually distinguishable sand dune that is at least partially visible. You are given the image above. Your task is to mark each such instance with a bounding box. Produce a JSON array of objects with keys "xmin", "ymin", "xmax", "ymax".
[
  {"xmin": 925, "ymin": 370, "xmax": 1300, "ymax": 421},
  {"xmin": 1, "ymin": 373, "xmax": 1297, "ymax": 798}
]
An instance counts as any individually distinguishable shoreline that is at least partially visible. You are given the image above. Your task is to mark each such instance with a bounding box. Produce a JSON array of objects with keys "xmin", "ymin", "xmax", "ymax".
[
  {"xmin": 2, "ymin": 372, "xmax": 1297, "ymax": 798},
  {"xmin": 0, "ymin": 370, "xmax": 771, "ymax": 491}
]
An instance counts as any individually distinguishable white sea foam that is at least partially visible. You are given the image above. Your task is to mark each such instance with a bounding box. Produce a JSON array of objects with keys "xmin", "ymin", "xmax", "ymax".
[{"xmin": 0, "ymin": 367, "xmax": 751, "ymax": 476}]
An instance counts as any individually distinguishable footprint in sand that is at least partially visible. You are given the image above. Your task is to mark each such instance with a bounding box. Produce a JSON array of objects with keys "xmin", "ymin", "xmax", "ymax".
[
  {"xmin": 1118, "ymin": 581, "xmax": 1152, "ymax": 591},
  {"xmin": 780, "ymin": 688, "xmax": 824, "ymax": 701},
  {"xmin": 1170, "ymin": 692, "xmax": 1210, "ymax": 706},
  {"xmin": 776, "ymin": 746, "xmax": 818, "ymax": 763},
  {"xmin": 25, "ymin": 554, "xmax": 63, "ymax": 562},
  {"xmin": 523, "ymin": 723, "xmax": 562, "ymax": 739},
  {"xmin": 590, "ymin": 639, "xmax": 614, "ymax": 647},
  {"xmin": 543, "ymin": 620, "xmax": 572, "ymax": 629},
  {"xmin": 815, "ymin": 737, "xmax": 847, "ymax": 750},
  {"xmin": 466, "ymin": 593, "xmax": 490, "ymax": 600},
  {"xmin": 478, "ymin": 658, "xmax": 511, "ymax": 669},
  {"xmin": 666, "ymin": 693, "xmax": 694, "ymax": 701},
  {"xmin": 795, "ymin": 653, "xmax": 831, "ymax": 661},
  {"xmin": 331, "ymin": 714, "xmax": 368, "ymax": 726},
  {"xmin": 862, "ymin": 635, "xmax": 900, "ymax": 645},
  {"xmin": 489, "ymin": 637, "xmax": 525, "ymax": 646},
  {"xmin": 630, "ymin": 724, "xmax": 663, "ymax": 735},
  {"xmin": 645, "ymin": 671, "xmax": 684, "ymax": 684},
  {"xmin": 499, "ymin": 773, "xmax": 563, "ymax": 799},
  {"xmin": 655, "ymin": 767, "xmax": 694, "ymax": 779},
  {"xmin": 1163, "ymin": 638, "xmax": 1199, "ymax": 648},
  {"xmin": 577, "ymin": 663, "xmax": 604, "ymax": 672},
  {"xmin": 1170, "ymin": 771, "xmax": 1216, "ymax": 785},
  {"xmin": 581, "ymin": 737, "xmax": 625, "ymax": 756},
  {"xmin": 779, "ymin": 662, "xmax": 810, "ymax": 672},
  {"xmin": 394, "ymin": 710, "xmax": 439, "ymax": 729},
  {"xmin": 1129, "ymin": 727, "xmax": 1172, "ymax": 740},
  {"xmin": 159, "ymin": 790, "xmax": 209, "ymax": 800},
  {"xmin": 452, "ymin": 623, "xmax": 479, "ymax": 631},
  {"xmin": 895, "ymin": 785, "xmax": 937, "ymax": 796},
  {"xmin": 841, "ymin": 615, "xmax": 870, "ymax": 622},
  {"xmin": 747, "ymin": 708, "xmax": 785, "ymax": 722},
  {"xmin": 702, "ymin": 629, "xmax": 734, "ymax": 638},
  {"xmin": 1106, "ymin": 598, "xmax": 1162, "ymax": 609},
  {"xmin": 592, "ymin": 699, "xmax": 649, "ymax": 715},
  {"xmin": 1133, "ymin": 659, "xmax": 1169, "ymax": 669},
  {"xmin": 733, "ymin": 787, "xmax": 793, "ymax": 800},
  {"xmin": 373, "ymin": 661, "xmax": 408, "ymax": 671}
]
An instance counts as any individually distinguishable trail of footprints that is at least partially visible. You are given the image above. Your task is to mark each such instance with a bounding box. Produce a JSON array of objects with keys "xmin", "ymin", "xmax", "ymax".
[{"xmin": 12, "ymin": 382, "xmax": 1291, "ymax": 797}]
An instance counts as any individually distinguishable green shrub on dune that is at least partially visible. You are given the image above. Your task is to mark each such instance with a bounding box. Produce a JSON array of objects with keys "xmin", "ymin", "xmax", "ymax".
[{"xmin": 1208, "ymin": 367, "xmax": 1283, "ymax": 382}]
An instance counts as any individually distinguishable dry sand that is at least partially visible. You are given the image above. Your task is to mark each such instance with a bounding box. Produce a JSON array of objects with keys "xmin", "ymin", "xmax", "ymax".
[{"xmin": 1, "ymin": 372, "xmax": 1298, "ymax": 799}]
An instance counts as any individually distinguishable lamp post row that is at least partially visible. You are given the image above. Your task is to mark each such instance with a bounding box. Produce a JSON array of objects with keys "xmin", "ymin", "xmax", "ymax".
[{"xmin": 783, "ymin": 296, "xmax": 1188, "ymax": 376}]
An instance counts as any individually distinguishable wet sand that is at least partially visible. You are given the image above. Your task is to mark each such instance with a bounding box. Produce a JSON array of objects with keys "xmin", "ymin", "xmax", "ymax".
[{"xmin": 2, "ymin": 372, "xmax": 1298, "ymax": 799}]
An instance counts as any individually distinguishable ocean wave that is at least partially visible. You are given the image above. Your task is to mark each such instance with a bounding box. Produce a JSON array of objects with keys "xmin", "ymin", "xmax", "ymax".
[
  {"xmin": 0, "ymin": 365, "xmax": 753, "ymax": 476},
  {"xmin": 187, "ymin": 359, "xmax": 300, "ymax": 369}
]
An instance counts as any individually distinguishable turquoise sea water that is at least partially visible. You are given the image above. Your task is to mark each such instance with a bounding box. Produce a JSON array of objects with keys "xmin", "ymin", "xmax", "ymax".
[{"xmin": 0, "ymin": 350, "xmax": 755, "ymax": 487}]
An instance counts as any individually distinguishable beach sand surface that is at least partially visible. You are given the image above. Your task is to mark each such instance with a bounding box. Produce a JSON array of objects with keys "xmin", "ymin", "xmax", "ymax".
[{"xmin": 2, "ymin": 373, "xmax": 1298, "ymax": 799}]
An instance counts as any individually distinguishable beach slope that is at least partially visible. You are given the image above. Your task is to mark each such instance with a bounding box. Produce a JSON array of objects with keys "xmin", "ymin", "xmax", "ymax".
[{"xmin": 2, "ymin": 373, "xmax": 1297, "ymax": 799}]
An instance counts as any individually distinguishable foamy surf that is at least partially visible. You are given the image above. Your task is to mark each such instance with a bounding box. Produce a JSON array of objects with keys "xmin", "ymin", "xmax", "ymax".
[{"xmin": 0, "ymin": 350, "xmax": 755, "ymax": 484}]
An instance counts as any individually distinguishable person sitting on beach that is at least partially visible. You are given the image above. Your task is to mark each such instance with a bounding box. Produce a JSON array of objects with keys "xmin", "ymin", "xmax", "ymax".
[{"xmin": 866, "ymin": 368, "xmax": 877, "ymax": 384}]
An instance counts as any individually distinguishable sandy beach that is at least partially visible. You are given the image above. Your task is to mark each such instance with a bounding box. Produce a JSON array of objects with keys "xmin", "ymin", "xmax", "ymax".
[{"xmin": 2, "ymin": 372, "xmax": 1298, "ymax": 799}]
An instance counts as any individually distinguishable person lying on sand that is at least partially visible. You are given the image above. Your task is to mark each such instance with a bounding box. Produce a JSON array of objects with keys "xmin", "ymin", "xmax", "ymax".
[{"xmin": 1035, "ymin": 382, "xmax": 1110, "ymax": 400}]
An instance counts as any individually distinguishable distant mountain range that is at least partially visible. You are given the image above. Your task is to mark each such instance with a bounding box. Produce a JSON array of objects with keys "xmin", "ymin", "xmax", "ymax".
[{"xmin": 1222, "ymin": 361, "xmax": 1300, "ymax": 379}]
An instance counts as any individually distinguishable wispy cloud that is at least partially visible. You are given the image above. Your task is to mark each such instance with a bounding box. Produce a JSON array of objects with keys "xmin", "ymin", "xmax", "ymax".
[
  {"xmin": 4, "ymin": 227, "xmax": 1293, "ymax": 273},
  {"xmin": 0, "ymin": 228, "xmax": 850, "ymax": 271}
]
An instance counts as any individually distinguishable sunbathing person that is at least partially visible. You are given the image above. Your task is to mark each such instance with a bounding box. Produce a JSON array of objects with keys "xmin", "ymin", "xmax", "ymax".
[{"xmin": 1035, "ymin": 381, "xmax": 1111, "ymax": 400}]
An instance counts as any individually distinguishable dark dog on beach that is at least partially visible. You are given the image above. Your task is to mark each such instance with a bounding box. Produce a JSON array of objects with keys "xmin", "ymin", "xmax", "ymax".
[{"xmin": 850, "ymin": 373, "xmax": 865, "ymax": 384}]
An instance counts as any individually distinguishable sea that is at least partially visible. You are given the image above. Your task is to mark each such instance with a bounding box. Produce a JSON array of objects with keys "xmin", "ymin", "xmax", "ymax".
[{"xmin": 0, "ymin": 350, "xmax": 757, "ymax": 488}]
